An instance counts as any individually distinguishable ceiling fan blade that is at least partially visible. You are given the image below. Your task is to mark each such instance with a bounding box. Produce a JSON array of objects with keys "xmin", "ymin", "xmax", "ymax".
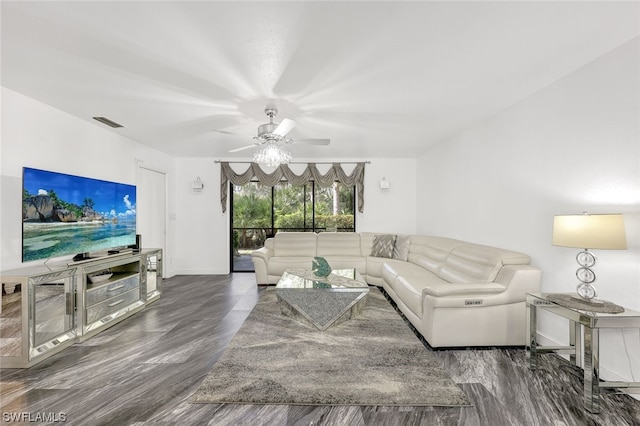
[
  {"xmin": 292, "ymin": 138, "xmax": 330, "ymax": 145},
  {"xmin": 213, "ymin": 129, "xmax": 256, "ymax": 138},
  {"xmin": 273, "ymin": 118, "xmax": 296, "ymax": 137},
  {"xmin": 228, "ymin": 144, "xmax": 258, "ymax": 153}
]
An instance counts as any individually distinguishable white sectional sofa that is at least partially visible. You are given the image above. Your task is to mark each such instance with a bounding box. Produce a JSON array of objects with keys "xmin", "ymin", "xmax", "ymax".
[{"xmin": 251, "ymin": 232, "xmax": 541, "ymax": 348}]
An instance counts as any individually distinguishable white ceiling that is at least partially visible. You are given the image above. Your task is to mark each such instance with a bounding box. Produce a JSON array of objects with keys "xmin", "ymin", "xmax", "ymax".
[{"xmin": 2, "ymin": 1, "xmax": 638, "ymax": 159}]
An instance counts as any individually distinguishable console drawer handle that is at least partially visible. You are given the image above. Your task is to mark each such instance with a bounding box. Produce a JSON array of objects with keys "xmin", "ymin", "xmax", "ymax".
[
  {"xmin": 107, "ymin": 285, "xmax": 125, "ymax": 292},
  {"xmin": 108, "ymin": 299, "xmax": 125, "ymax": 307}
]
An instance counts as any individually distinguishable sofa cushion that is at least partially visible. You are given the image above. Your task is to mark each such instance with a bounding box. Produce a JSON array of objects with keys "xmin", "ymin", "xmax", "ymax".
[
  {"xmin": 382, "ymin": 261, "xmax": 434, "ymax": 287},
  {"xmin": 371, "ymin": 234, "xmax": 396, "ymax": 258},
  {"xmin": 359, "ymin": 232, "xmax": 376, "ymax": 257},
  {"xmin": 407, "ymin": 236, "xmax": 461, "ymax": 275},
  {"xmin": 393, "ymin": 234, "xmax": 411, "ymax": 261},
  {"xmin": 439, "ymin": 244, "xmax": 523, "ymax": 283},
  {"xmin": 319, "ymin": 256, "xmax": 367, "ymax": 275},
  {"xmin": 365, "ymin": 256, "xmax": 388, "ymax": 280},
  {"xmin": 317, "ymin": 232, "xmax": 361, "ymax": 257},
  {"xmin": 383, "ymin": 262, "xmax": 448, "ymax": 318},
  {"xmin": 267, "ymin": 256, "xmax": 315, "ymax": 276},
  {"xmin": 363, "ymin": 256, "xmax": 389, "ymax": 286},
  {"xmin": 273, "ymin": 232, "xmax": 317, "ymax": 257},
  {"xmin": 393, "ymin": 275, "xmax": 424, "ymax": 318}
]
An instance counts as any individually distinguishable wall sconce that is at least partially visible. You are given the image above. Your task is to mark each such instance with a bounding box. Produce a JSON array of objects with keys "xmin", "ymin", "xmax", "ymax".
[
  {"xmin": 380, "ymin": 177, "xmax": 390, "ymax": 191},
  {"xmin": 192, "ymin": 177, "xmax": 204, "ymax": 192}
]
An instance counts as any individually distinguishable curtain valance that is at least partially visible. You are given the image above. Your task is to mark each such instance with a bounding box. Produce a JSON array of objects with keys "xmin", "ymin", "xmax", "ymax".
[{"xmin": 219, "ymin": 162, "xmax": 366, "ymax": 213}]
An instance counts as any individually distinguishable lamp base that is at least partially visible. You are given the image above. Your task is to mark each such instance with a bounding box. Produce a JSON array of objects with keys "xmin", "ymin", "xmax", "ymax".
[
  {"xmin": 569, "ymin": 294, "xmax": 606, "ymax": 307},
  {"xmin": 575, "ymin": 282, "xmax": 598, "ymax": 301}
]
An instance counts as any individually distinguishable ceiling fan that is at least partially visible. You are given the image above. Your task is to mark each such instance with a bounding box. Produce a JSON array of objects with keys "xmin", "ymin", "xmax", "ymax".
[{"xmin": 226, "ymin": 107, "xmax": 330, "ymax": 153}]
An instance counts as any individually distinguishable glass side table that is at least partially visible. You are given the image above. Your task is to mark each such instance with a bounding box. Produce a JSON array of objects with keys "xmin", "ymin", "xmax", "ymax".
[{"xmin": 525, "ymin": 293, "xmax": 640, "ymax": 413}]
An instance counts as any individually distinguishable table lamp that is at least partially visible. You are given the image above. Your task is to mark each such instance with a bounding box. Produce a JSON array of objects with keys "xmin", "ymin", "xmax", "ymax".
[{"xmin": 552, "ymin": 213, "xmax": 627, "ymax": 306}]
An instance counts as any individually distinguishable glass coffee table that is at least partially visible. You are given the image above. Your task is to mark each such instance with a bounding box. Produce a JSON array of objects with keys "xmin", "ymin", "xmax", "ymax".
[{"xmin": 275, "ymin": 269, "xmax": 369, "ymax": 331}]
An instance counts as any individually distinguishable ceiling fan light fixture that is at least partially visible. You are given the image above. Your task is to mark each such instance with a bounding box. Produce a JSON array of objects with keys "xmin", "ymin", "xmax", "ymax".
[
  {"xmin": 256, "ymin": 123, "xmax": 278, "ymax": 139},
  {"xmin": 227, "ymin": 105, "xmax": 329, "ymax": 156},
  {"xmin": 253, "ymin": 142, "xmax": 292, "ymax": 168}
]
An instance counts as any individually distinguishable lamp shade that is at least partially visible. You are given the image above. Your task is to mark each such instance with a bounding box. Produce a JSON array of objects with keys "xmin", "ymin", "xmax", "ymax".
[{"xmin": 552, "ymin": 214, "xmax": 627, "ymax": 250}]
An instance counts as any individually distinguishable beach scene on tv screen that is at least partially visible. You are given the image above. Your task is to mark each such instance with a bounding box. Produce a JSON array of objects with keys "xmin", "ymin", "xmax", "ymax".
[{"xmin": 22, "ymin": 168, "xmax": 137, "ymax": 262}]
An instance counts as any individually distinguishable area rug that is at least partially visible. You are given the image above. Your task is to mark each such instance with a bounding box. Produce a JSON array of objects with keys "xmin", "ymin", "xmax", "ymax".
[{"xmin": 192, "ymin": 288, "xmax": 470, "ymax": 407}]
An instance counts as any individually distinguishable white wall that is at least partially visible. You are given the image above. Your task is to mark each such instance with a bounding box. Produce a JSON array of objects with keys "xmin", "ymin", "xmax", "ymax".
[
  {"xmin": 0, "ymin": 87, "xmax": 176, "ymax": 275},
  {"xmin": 171, "ymin": 158, "xmax": 228, "ymax": 275},
  {"xmin": 170, "ymin": 158, "xmax": 418, "ymax": 275},
  {"xmin": 417, "ymin": 39, "xmax": 640, "ymax": 382},
  {"xmin": 356, "ymin": 159, "xmax": 417, "ymax": 235}
]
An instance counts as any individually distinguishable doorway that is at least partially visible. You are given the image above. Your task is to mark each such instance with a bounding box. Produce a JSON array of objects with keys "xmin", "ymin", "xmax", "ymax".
[{"xmin": 137, "ymin": 166, "xmax": 167, "ymax": 276}]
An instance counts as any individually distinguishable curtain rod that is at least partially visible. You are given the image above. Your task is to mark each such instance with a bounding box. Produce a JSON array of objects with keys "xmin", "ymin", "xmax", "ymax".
[{"xmin": 214, "ymin": 160, "xmax": 371, "ymax": 164}]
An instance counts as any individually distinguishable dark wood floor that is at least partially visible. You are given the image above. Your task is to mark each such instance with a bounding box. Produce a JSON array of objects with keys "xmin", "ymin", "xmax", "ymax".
[{"xmin": 1, "ymin": 274, "xmax": 639, "ymax": 425}]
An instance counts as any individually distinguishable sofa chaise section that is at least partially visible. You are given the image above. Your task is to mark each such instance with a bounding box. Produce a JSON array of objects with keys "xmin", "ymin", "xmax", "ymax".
[{"xmin": 382, "ymin": 236, "xmax": 541, "ymax": 347}]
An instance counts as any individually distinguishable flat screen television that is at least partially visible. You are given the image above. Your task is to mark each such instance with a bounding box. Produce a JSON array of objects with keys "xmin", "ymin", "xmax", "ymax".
[{"xmin": 22, "ymin": 167, "xmax": 137, "ymax": 262}]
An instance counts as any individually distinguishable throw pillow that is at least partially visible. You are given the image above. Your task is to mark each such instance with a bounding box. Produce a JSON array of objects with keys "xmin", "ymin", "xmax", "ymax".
[
  {"xmin": 393, "ymin": 235, "xmax": 411, "ymax": 261},
  {"xmin": 371, "ymin": 234, "xmax": 396, "ymax": 258}
]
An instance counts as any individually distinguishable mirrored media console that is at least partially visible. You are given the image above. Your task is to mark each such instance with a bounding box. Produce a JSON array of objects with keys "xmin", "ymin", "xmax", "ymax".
[{"xmin": 0, "ymin": 249, "xmax": 162, "ymax": 368}]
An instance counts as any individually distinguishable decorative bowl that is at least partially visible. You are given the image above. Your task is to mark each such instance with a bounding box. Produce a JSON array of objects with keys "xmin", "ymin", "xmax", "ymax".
[{"xmin": 88, "ymin": 272, "xmax": 113, "ymax": 284}]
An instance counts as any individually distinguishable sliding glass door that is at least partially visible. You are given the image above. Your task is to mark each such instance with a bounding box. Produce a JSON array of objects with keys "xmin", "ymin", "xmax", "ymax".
[{"xmin": 231, "ymin": 180, "xmax": 355, "ymax": 272}]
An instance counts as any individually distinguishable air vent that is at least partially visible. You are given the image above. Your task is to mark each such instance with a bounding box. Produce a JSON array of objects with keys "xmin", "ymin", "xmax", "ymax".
[{"xmin": 92, "ymin": 116, "xmax": 123, "ymax": 128}]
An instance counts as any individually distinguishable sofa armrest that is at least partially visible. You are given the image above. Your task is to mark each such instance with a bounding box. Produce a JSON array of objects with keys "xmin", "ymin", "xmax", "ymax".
[
  {"xmin": 495, "ymin": 265, "xmax": 542, "ymax": 295},
  {"xmin": 251, "ymin": 246, "xmax": 272, "ymax": 262},
  {"xmin": 251, "ymin": 241, "xmax": 274, "ymax": 285},
  {"xmin": 422, "ymin": 282, "xmax": 506, "ymax": 297},
  {"xmin": 252, "ymin": 238, "xmax": 274, "ymax": 260},
  {"xmin": 423, "ymin": 265, "xmax": 542, "ymax": 308}
]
